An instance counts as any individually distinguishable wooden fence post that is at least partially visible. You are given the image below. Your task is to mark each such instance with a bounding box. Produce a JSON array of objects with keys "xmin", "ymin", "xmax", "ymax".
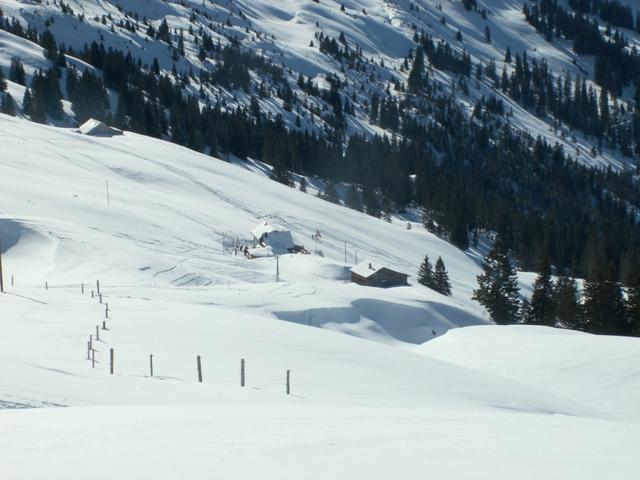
[
  {"xmin": 96, "ymin": 280, "xmax": 100, "ymax": 295},
  {"xmin": 81, "ymin": 283, "xmax": 84, "ymax": 294},
  {"xmin": 197, "ymin": 355, "xmax": 203, "ymax": 383},
  {"xmin": 102, "ymin": 320, "xmax": 106, "ymax": 330},
  {"xmin": 105, "ymin": 304, "xmax": 109, "ymax": 318},
  {"xmin": 110, "ymin": 348, "xmax": 114, "ymax": 375},
  {"xmin": 240, "ymin": 358, "xmax": 245, "ymax": 387},
  {"xmin": 91, "ymin": 349, "xmax": 95, "ymax": 368},
  {"xmin": 99, "ymin": 293, "xmax": 103, "ymax": 304},
  {"xmin": 87, "ymin": 341, "xmax": 91, "ymax": 360},
  {"xmin": 95, "ymin": 325, "xmax": 100, "ymax": 341},
  {"xmin": 45, "ymin": 281, "xmax": 48, "ymax": 291},
  {"xmin": 0, "ymin": 238, "xmax": 4, "ymax": 293},
  {"xmin": 286, "ymin": 370, "xmax": 291, "ymax": 395},
  {"xmin": 91, "ymin": 290, "xmax": 94, "ymax": 298},
  {"xmin": 149, "ymin": 354, "xmax": 154, "ymax": 377}
]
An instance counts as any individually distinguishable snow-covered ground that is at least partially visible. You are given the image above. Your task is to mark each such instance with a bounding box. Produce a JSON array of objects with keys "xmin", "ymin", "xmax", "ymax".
[
  {"xmin": 1, "ymin": 114, "xmax": 639, "ymax": 478},
  {"xmin": 0, "ymin": 0, "xmax": 636, "ymax": 170}
]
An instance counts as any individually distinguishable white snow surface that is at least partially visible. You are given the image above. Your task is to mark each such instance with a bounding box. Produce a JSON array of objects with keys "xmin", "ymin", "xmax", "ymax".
[
  {"xmin": 0, "ymin": 0, "xmax": 637, "ymax": 170},
  {"xmin": 1, "ymin": 114, "xmax": 639, "ymax": 478}
]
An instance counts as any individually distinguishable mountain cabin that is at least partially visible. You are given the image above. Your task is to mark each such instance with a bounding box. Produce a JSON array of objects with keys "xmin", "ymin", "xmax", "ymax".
[{"xmin": 350, "ymin": 261, "xmax": 409, "ymax": 288}]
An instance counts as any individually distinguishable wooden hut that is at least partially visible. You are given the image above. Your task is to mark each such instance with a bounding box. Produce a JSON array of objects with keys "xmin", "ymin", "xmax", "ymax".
[{"xmin": 350, "ymin": 261, "xmax": 409, "ymax": 288}]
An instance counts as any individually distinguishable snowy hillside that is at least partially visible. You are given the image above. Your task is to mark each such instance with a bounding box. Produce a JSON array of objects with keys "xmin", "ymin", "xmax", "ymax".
[
  {"xmin": 1, "ymin": 113, "xmax": 640, "ymax": 478},
  {"xmin": 0, "ymin": 0, "xmax": 637, "ymax": 169},
  {"xmin": 2, "ymin": 1, "xmax": 640, "ymax": 476}
]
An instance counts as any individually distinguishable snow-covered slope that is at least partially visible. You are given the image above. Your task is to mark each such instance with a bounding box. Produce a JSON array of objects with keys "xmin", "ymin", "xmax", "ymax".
[
  {"xmin": 1, "ymin": 113, "xmax": 639, "ymax": 478},
  {"xmin": 0, "ymin": 0, "xmax": 636, "ymax": 170}
]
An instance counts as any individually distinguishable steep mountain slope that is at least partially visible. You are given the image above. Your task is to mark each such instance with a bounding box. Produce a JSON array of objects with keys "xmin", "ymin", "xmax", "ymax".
[
  {"xmin": 0, "ymin": 0, "xmax": 637, "ymax": 168},
  {"xmin": 2, "ymin": 0, "xmax": 640, "ymax": 285},
  {"xmin": 0, "ymin": 113, "xmax": 639, "ymax": 479}
]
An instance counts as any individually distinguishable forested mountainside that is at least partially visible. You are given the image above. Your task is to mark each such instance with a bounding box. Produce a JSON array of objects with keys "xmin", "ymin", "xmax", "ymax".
[{"xmin": 1, "ymin": 0, "xmax": 640, "ymax": 326}]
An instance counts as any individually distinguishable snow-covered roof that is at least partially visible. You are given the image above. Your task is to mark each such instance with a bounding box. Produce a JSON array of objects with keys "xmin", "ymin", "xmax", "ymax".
[
  {"xmin": 251, "ymin": 221, "xmax": 289, "ymax": 239},
  {"xmin": 350, "ymin": 260, "xmax": 407, "ymax": 279},
  {"xmin": 77, "ymin": 119, "xmax": 122, "ymax": 137}
]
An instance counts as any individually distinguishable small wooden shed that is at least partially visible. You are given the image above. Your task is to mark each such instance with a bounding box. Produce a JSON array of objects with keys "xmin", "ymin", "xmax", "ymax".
[
  {"xmin": 350, "ymin": 261, "xmax": 409, "ymax": 288},
  {"xmin": 76, "ymin": 119, "xmax": 123, "ymax": 137}
]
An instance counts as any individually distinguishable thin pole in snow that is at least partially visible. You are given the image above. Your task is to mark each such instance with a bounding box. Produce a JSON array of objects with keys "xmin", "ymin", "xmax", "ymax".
[
  {"xmin": 106, "ymin": 180, "xmax": 110, "ymax": 206},
  {"xmin": 286, "ymin": 370, "xmax": 291, "ymax": 395},
  {"xmin": 0, "ymin": 238, "xmax": 4, "ymax": 293},
  {"xmin": 110, "ymin": 348, "xmax": 114, "ymax": 375},
  {"xmin": 197, "ymin": 355, "xmax": 203, "ymax": 383},
  {"xmin": 240, "ymin": 358, "xmax": 245, "ymax": 387},
  {"xmin": 149, "ymin": 354, "xmax": 154, "ymax": 377},
  {"xmin": 276, "ymin": 255, "xmax": 280, "ymax": 282}
]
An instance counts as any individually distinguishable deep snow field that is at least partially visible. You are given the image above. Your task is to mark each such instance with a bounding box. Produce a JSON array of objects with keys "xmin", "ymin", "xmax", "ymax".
[{"xmin": 1, "ymin": 114, "xmax": 639, "ymax": 479}]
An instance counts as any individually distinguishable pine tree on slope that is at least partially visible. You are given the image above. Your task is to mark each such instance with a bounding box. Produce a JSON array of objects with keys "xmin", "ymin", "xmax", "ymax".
[
  {"xmin": 0, "ymin": 66, "xmax": 6, "ymax": 91},
  {"xmin": 554, "ymin": 276, "xmax": 582, "ymax": 330},
  {"xmin": 626, "ymin": 269, "xmax": 640, "ymax": 336},
  {"xmin": 407, "ymin": 46, "xmax": 425, "ymax": 93},
  {"xmin": 524, "ymin": 256, "xmax": 556, "ymax": 326},
  {"xmin": 582, "ymin": 257, "xmax": 628, "ymax": 335},
  {"xmin": 472, "ymin": 241, "xmax": 521, "ymax": 324},
  {"xmin": 417, "ymin": 255, "xmax": 434, "ymax": 288},
  {"xmin": 434, "ymin": 256, "xmax": 452, "ymax": 296},
  {"xmin": 1, "ymin": 92, "xmax": 16, "ymax": 116}
]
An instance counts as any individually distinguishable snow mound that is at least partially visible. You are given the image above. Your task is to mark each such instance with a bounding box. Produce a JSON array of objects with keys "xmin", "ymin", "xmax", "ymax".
[{"xmin": 420, "ymin": 325, "xmax": 640, "ymax": 420}]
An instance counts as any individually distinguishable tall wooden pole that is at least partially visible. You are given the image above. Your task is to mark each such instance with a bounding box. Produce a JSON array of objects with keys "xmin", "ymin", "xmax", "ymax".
[
  {"xmin": 197, "ymin": 355, "xmax": 203, "ymax": 383},
  {"xmin": 240, "ymin": 358, "xmax": 245, "ymax": 387},
  {"xmin": 286, "ymin": 370, "xmax": 291, "ymax": 395},
  {"xmin": 0, "ymin": 238, "xmax": 4, "ymax": 293},
  {"xmin": 344, "ymin": 240, "xmax": 347, "ymax": 264}
]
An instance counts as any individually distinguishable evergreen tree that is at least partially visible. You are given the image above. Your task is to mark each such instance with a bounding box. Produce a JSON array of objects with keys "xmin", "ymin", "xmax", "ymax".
[
  {"xmin": 472, "ymin": 241, "xmax": 521, "ymax": 324},
  {"xmin": 22, "ymin": 88, "xmax": 32, "ymax": 115},
  {"xmin": 554, "ymin": 276, "xmax": 582, "ymax": 330},
  {"xmin": 40, "ymin": 29, "xmax": 58, "ymax": 60},
  {"xmin": 417, "ymin": 255, "xmax": 434, "ymax": 288},
  {"xmin": 0, "ymin": 66, "xmax": 6, "ymax": 91},
  {"xmin": 484, "ymin": 25, "xmax": 492, "ymax": 44},
  {"xmin": 156, "ymin": 19, "xmax": 171, "ymax": 44},
  {"xmin": 524, "ymin": 256, "xmax": 556, "ymax": 326},
  {"xmin": 9, "ymin": 57, "xmax": 26, "ymax": 85},
  {"xmin": 627, "ymin": 269, "xmax": 640, "ymax": 335},
  {"xmin": 433, "ymin": 256, "xmax": 452, "ymax": 296},
  {"xmin": 583, "ymin": 257, "xmax": 628, "ymax": 335},
  {"xmin": 407, "ymin": 46, "xmax": 425, "ymax": 93},
  {"xmin": 504, "ymin": 46, "xmax": 512, "ymax": 63},
  {"xmin": 1, "ymin": 92, "xmax": 16, "ymax": 116}
]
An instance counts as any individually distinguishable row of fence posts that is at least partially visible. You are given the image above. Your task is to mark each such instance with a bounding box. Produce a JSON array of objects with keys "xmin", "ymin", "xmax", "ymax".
[
  {"xmin": 88, "ymin": 347, "xmax": 291, "ymax": 394},
  {"xmin": 82, "ymin": 280, "xmax": 292, "ymax": 394}
]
